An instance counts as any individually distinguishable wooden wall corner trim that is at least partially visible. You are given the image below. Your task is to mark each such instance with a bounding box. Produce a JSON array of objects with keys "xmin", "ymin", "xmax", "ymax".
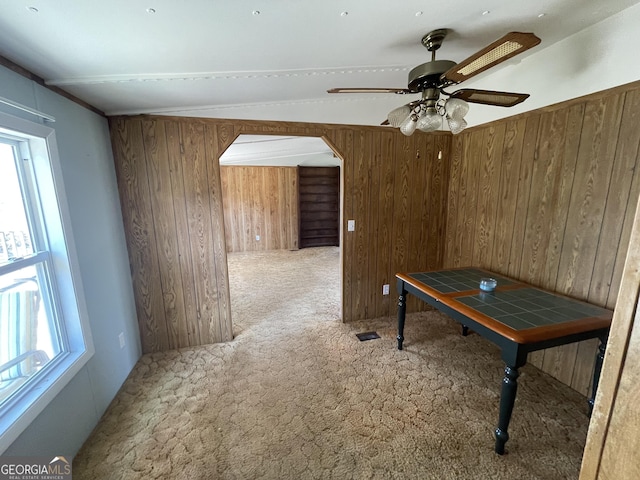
[{"xmin": 579, "ymin": 193, "xmax": 640, "ymax": 479}]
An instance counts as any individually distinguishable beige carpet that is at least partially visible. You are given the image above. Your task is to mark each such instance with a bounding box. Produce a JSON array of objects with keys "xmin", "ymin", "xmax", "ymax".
[{"xmin": 73, "ymin": 247, "xmax": 589, "ymax": 479}]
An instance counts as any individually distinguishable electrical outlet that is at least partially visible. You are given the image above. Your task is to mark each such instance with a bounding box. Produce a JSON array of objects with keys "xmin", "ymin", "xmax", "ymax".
[
  {"xmin": 382, "ymin": 284, "xmax": 390, "ymax": 295},
  {"xmin": 347, "ymin": 220, "xmax": 355, "ymax": 231},
  {"xmin": 118, "ymin": 332, "xmax": 125, "ymax": 349},
  {"xmin": 256, "ymin": 235, "xmax": 260, "ymax": 241}
]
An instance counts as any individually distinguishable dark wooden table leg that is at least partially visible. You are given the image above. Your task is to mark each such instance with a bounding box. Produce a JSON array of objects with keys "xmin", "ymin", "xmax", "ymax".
[
  {"xmin": 397, "ymin": 281, "xmax": 407, "ymax": 350},
  {"xmin": 588, "ymin": 335, "xmax": 607, "ymax": 415},
  {"xmin": 495, "ymin": 347, "xmax": 527, "ymax": 455},
  {"xmin": 495, "ymin": 365, "xmax": 519, "ymax": 454}
]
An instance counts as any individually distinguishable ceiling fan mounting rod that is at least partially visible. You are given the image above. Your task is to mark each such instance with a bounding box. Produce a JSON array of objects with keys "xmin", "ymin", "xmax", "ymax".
[
  {"xmin": 421, "ymin": 88, "xmax": 439, "ymax": 105},
  {"xmin": 421, "ymin": 29, "xmax": 448, "ymax": 52}
]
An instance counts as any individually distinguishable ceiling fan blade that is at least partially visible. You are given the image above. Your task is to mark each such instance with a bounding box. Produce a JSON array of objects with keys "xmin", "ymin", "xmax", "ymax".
[
  {"xmin": 327, "ymin": 87, "xmax": 411, "ymax": 94},
  {"xmin": 449, "ymin": 89, "xmax": 530, "ymax": 107},
  {"xmin": 441, "ymin": 32, "xmax": 541, "ymax": 84}
]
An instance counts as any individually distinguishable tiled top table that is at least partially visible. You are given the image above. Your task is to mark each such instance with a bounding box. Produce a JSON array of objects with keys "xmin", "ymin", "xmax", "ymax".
[{"xmin": 395, "ymin": 267, "xmax": 612, "ymax": 454}]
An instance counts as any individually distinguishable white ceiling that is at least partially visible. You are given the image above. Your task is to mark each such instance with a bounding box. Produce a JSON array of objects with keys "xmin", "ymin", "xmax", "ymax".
[
  {"xmin": 1, "ymin": 1, "xmax": 640, "ymax": 164},
  {"xmin": 0, "ymin": 1, "xmax": 638, "ymax": 124},
  {"xmin": 220, "ymin": 135, "xmax": 338, "ymax": 167}
]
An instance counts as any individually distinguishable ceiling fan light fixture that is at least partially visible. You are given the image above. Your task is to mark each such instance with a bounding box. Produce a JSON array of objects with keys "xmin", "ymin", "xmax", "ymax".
[
  {"xmin": 400, "ymin": 114, "xmax": 418, "ymax": 136},
  {"xmin": 387, "ymin": 105, "xmax": 411, "ymax": 128},
  {"xmin": 416, "ymin": 108, "xmax": 442, "ymax": 132},
  {"xmin": 447, "ymin": 116, "xmax": 468, "ymax": 135},
  {"xmin": 445, "ymin": 98, "xmax": 469, "ymax": 118}
]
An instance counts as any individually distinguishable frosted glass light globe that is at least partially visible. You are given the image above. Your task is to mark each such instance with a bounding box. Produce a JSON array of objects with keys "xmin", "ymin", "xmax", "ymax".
[
  {"xmin": 447, "ymin": 116, "xmax": 468, "ymax": 135},
  {"xmin": 399, "ymin": 115, "xmax": 418, "ymax": 136},
  {"xmin": 387, "ymin": 105, "xmax": 411, "ymax": 128},
  {"xmin": 416, "ymin": 110, "xmax": 442, "ymax": 132},
  {"xmin": 445, "ymin": 98, "xmax": 469, "ymax": 118}
]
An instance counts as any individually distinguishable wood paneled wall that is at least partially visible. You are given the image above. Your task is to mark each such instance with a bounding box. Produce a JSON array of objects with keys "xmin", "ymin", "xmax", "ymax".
[
  {"xmin": 580, "ymin": 192, "xmax": 640, "ymax": 479},
  {"xmin": 444, "ymin": 82, "xmax": 640, "ymax": 395},
  {"xmin": 220, "ymin": 166, "xmax": 298, "ymax": 252},
  {"xmin": 110, "ymin": 118, "xmax": 233, "ymax": 353},
  {"xmin": 110, "ymin": 115, "xmax": 451, "ymax": 352}
]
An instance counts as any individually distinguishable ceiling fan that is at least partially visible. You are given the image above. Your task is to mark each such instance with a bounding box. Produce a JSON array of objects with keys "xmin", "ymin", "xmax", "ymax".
[{"xmin": 327, "ymin": 29, "xmax": 541, "ymax": 135}]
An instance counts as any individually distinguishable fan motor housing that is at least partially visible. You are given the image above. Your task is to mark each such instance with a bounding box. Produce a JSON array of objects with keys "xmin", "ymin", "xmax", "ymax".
[{"xmin": 408, "ymin": 60, "xmax": 457, "ymax": 92}]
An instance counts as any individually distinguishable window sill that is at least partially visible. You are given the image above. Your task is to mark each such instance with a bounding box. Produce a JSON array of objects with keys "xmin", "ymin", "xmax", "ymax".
[{"xmin": 0, "ymin": 346, "xmax": 94, "ymax": 453}]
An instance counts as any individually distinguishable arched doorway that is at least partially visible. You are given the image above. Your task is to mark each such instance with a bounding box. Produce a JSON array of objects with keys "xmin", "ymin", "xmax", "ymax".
[{"xmin": 218, "ymin": 134, "xmax": 344, "ymax": 335}]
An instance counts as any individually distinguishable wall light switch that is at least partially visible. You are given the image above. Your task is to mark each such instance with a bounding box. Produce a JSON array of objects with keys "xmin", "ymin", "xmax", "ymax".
[
  {"xmin": 347, "ymin": 220, "xmax": 355, "ymax": 232},
  {"xmin": 118, "ymin": 332, "xmax": 125, "ymax": 349},
  {"xmin": 383, "ymin": 284, "xmax": 390, "ymax": 295}
]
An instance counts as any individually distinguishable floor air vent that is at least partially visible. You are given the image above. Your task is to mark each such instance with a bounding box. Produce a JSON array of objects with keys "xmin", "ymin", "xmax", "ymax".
[{"xmin": 356, "ymin": 331, "xmax": 381, "ymax": 341}]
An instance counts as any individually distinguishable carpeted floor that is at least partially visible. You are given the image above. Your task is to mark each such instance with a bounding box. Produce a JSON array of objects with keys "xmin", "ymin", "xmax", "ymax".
[{"xmin": 73, "ymin": 247, "xmax": 589, "ymax": 479}]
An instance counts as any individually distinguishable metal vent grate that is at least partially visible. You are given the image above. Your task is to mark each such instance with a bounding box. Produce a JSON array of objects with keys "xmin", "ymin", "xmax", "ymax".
[{"xmin": 356, "ymin": 331, "xmax": 381, "ymax": 341}]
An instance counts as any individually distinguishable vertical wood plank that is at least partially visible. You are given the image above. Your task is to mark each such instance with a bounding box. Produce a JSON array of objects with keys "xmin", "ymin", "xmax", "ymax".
[
  {"xmin": 288, "ymin": 167, "xmax": 299, "ymax": 250},
  {"xmin": 606, "ymin": 93, "xmax": 640, "ymax": 310},
  {"xmin": 165, "ymin": 121, "xmax": 201, "ymax": 347},
  {"xmin": 570, "ymin": 92, "xmax": 640, "ymax": 394},
  {"xmin": 407, "ymin": 137, "xmax": 429, "ymax": 274},
  {"xmin": 459, "ymin": 129, "xmax": 483, "ymax": 267},
  {"xmin": 247, "ymin": 167, "xmax": 259, "ymax": 250},
  {"xmin": 556, "ymin": 94, "xmax": 624, "ymax": 300},
  {"xmin": 376, "ymin": 131, "xmax": 395, "ymax": 318},
  {"xmin": 141, "ymin": 119, "xmax": 188, "ymax": 349},
  {"xmin": 207, "ymin": 125, "xmax": 233, "ymax": 342},
  {"xmin": 267, "ymin": 167, "xmax": 279, "ymax": 250},
  {"xmin": 341, "ymin": 129, "xmax": 354, "ymax": 321},
  {"xmin": 220, "ymin": 167, "xmax": 232, "ymax": 251},
  {"xmin": 592, "ymin": 89, "xmax": 640, "ymax": 306},
  {"xmin": 537, "ymin": 105, "xmax": 585, "ymax": 387},
  {"xmin": 508, "ymin": 114, "xmax": 545, "ymax": 368},
  {"xmin": 490, "ymin": 118, "xmax": 526, "ymax": 274},
  {"xmin": 405, "ymin": 136, "xmax": 430, "ymax": 312},
  {"xmin": 433, "ymin": 134, "xmax": 450, "ymax": 269},
  {"xmin": 391, "ymin": 134, "xmax": 414, "ymax": 310},
  {"xmin": 180, "ymin": 122, "xmax": 221, "ymax": 344},
  {"xmin": 110, "ymin": 118, "xmax": 168, "ymax": 353},
  {"xmin": 444, "ymin": 135, "xmax": 463, "ymax": 267},
  {"xmin": 240, "ymin": 168, "xmax": 251, "ymax": 251},
  {"xmin": 352, "ymin": 131, "xmax": 371, "ymax": 319},
  {"xmin": 367, "ymin": 132, "xmax": 382, "ymax": 318},
  {"xmin": 520, "ymin": 109, "xmax": 570, "ymax": 286},
  {"xmin": 507, "ymin": 115, "xmax": 539, "ymax": 278},
  {"xmin": 416, "ymin": 136, "xmax": 436, "ymax": 271},
  {"xmin": 542, "ymin": 104, "xmax": 584, "ymax": 290},
  {"xmin": 580, "ymin": 191, "xmax": 640, "ymax": 478},
  {"xmin": 472, "ymin": 124, "xmax": 505, "ymax": 268},
  {"xmin": 282, "ymin": 167, "xmax": 296, "ymax": 250}
]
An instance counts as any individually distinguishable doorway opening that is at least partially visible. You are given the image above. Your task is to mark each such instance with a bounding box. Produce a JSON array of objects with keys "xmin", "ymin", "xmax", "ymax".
[{"xmin": 218, "ymin": 135, "xmax": 344, "ymax": 337}]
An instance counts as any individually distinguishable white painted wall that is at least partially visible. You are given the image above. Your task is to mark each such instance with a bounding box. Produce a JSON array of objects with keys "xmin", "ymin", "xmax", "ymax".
[{"xmin": 0, "ymin": 65, "xmax": 141, "ymax": 457}]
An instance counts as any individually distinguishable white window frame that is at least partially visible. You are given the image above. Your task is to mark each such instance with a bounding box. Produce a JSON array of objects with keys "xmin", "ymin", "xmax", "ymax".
[{"xmin": 0, "ymin": 111, "xmax": 94, "ymax": 453}]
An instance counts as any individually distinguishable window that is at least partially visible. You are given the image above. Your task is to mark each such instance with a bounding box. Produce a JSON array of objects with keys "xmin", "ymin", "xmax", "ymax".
[{"xmin": 0, "ymin": 112, "xmax": 93, "ymax": 453}]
